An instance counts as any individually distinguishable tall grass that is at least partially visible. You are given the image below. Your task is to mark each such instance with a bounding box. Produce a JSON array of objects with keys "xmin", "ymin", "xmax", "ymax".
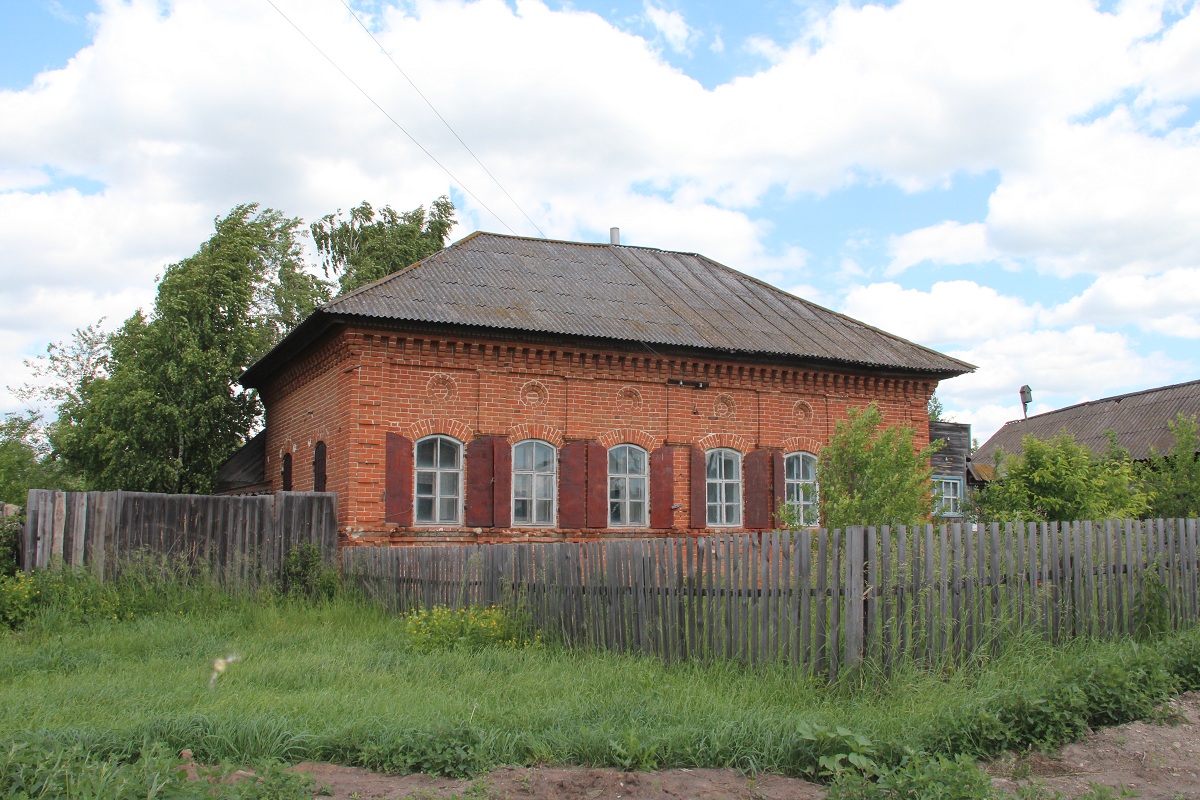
[{"xmin": 5, "ymin": 564, "xmax": 1200, "ymax": 781}]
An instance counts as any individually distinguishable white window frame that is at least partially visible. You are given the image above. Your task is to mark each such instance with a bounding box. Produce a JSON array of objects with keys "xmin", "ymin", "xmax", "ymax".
[
  {"xmin": 414, "ymin": 435, "xmax": 463, "ymax": 525},
  {"xmin": 783, "ymin": 451, "xmax": 820, "ymax": 526},
  {"xmin": 512, "ymin": 439, "xmax": 557, "ymax": 527},
  {"xmin": 933, "ymin": 475, "xmax": 964, "ymax": 518},
  {"xmin": 705, "ymin": 448, "xmax": 742, "ymax": 527},
  {"xmin": 608, "ymin": 444, "xmax": 649, "ymax": 527}
]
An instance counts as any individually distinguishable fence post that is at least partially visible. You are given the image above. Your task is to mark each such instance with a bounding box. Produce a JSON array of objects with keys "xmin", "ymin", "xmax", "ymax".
[{"xmin": 843, "ymin": 525, "xmax": 865, "ymax": 669}]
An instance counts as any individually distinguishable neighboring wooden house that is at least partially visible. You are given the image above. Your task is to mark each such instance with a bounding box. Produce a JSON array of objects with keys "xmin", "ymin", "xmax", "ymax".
[
  {"xmin": 226, "ymin": 231, "xmax": 973, "ymax": 543},
  {"xmin": 929, "ymin": 420, "xmax": 970, "ymax": 519},
  {"xmin": 972, "ymin": 379, "xmax": 1200, "ymax": 477}
]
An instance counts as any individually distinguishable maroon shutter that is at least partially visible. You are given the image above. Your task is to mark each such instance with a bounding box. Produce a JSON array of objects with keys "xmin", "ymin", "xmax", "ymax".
[
  {"xmin": 744, "ymin": 449, "xmax": 770, "ymax": 529},
  {"xmin": 649, "ymin": 446, "xmax": 674, "ymax": 529},
  {"xmin": 559, "ymin": 440, "xmax": 588, "ymax": 529},
  {"xmin": 772, "ymin": 449, "xmax": 785, "ymax": 528},
  {"xmin": 384, "ymin": 432, "xmax": 413, "ymax": 525},
  {"xmin": 585, "ymin": 441, "xmax": 608, "ymax": 528},
  {"xmin": 465, "ymin": 437, "xmax": 495, "ymax": 527},
  {"xmin": 493, "ymin": 438, "xmax": 512, "ymax": 529},
  {"xmin": 689, "ymin": 447, "xmax": 707, "ymax": 530}
]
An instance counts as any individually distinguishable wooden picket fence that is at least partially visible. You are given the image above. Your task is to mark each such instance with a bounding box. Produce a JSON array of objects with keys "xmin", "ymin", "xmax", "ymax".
[
  {"xmin": 343, "ymin": 518, "xmax": 1200, "ymax": 678},
  {"xmin": 21, "ymin": 489, "xmax": 338, "ymax": 583}
]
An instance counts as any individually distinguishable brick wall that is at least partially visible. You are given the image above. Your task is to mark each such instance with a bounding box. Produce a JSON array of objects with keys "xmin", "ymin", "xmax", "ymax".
[{"xmin": 260, "ymin": 324, "xmax": 937, "ymax": 544}]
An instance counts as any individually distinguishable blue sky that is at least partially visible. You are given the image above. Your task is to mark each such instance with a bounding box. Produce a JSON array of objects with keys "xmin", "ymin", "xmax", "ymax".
[{"xmin": 3, "ymin": 0, "xmax": 1200, "ymax": 443}]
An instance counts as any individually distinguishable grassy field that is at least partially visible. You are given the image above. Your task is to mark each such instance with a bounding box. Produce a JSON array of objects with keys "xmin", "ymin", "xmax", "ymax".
[{"xmin": 3, "ymin": 562, "xmax": 1200, "ymax": 797}]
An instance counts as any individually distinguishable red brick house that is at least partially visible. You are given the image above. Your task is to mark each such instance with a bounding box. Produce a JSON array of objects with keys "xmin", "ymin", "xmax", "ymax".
[{"xmin": 230, "ymin": 231, "xmax": 973, "ymax": 544}]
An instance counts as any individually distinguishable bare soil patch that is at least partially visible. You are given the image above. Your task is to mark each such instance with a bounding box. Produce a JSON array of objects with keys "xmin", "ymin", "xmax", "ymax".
[{"xmin": 288, "ymin": 694, "xmax": 1200, "ymax": 800}]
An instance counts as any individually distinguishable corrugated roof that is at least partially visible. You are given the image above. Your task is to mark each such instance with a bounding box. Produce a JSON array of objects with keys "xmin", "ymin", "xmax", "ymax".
[
  {"xmin": 973, "ymin": 379, "xmax": 1200, "ymax": 467},
  {"xmin": 312, "ymin": 231, "xmax": 972, "ymax": 374}
]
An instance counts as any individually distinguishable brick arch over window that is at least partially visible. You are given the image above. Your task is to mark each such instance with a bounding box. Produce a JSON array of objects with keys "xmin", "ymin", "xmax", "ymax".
[
  {"xmin": 507, "ymin": 423, "xmax": 564, "ymax": 449},
  {"xmin": 780, "ymin": 435, "xmax": 823, "ymax": 455},
  {"xmin": 696, "ymin": 432, "xmax": 751, "ymax": 454},
  {"xmin": 596, "ymin": 427, "xmax": 659, "ymax": 451},
  {"xmin": 407, "ymin": 417, "xmax": 474, "ymax": 444}
]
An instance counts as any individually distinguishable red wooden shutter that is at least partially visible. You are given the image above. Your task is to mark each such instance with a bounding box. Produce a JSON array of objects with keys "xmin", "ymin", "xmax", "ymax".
[
  {"xmin": 493, "ymin": 438, "xmax": 512, "ymax": 529},
  {"xmin": 585, "ymin": 441, "xmax": 608, "ymax": 528},
  {"xmin": 558, "ymin": 440, "xmax": 588, "ymax": 529},
  {"xmin": 744, "ymin": 449, "xmax": 771, "ymax": 529},
  {"xmin": 650, "ymin": 446, "xmax": 674, "ymax": 529},
  {"xmin": 772, "ymin": 449, "xmax": 785, "ymax": 528},
  {"xmin": 465, "ymin": 437, "xmax": 495, "ymax": 527},
  {"xmin": 384, "ymin": 432, "xmax": 413, "ymax": 525},
  {"xmin": 689, "ymin": 446, "xmax": 707, "ymax": 530}
]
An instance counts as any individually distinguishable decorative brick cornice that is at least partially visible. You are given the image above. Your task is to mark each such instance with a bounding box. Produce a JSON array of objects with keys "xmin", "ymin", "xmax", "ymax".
[
  {"xmin": 780, "ymin": 436, "xmax": 823, "ymax": 456},
  {"xmin": 507, "ymin": 423, "xmax": 565, "ymax": 448},
  {"xmin": 408, "ymin": 417, "xmax": 474, "ymax": 443},
  {"xmin": 596, "ymin": 427, "xmax": 660, "ymax": 451},
  {"xmin": 696, "ymin": 432, "xmax": 751, "ymax": 453}
]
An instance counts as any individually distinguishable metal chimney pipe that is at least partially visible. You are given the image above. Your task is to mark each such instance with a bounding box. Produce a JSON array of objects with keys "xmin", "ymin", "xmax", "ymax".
[{"xmin": 610, "ymin": 227, "xmax": 620, "ymax": 245}]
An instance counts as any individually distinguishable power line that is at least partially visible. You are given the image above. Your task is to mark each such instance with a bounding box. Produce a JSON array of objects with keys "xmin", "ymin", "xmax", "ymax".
[
  {"xmin": 334, "ymin": 0, "xmax": 547, "ymax": 238},
  {"xmin": 262, "ymin": 0, "xmax": 520, "ymax": 236}
]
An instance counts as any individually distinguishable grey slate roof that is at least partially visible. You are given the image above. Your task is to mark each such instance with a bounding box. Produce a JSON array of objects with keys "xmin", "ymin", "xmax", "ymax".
[
  {"xmin": 243, "ymin": 232, "xmax": 972, "ymax": 386},
  {"xmin": 972, "ymin": 379, "xmax": 1200, "ymax": 468},
  {"xmin": 215, "ymin": 431, "xmax": 266, "ymax": 493}
]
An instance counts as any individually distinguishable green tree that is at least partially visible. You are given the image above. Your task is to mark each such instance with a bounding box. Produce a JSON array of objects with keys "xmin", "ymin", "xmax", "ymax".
[
  {"xmin": 815, "ymin": 403, "xmax": 943, "ymax": 529},
  {"xmin": 47, "ymin": 205, "xmax": 329, "ymax": 493},
  {"xmin": 927, "ymin": 392, "xmax": 945, "ymax": 422},
  {"xmin": 1140, "ymin": 413, "xmax": 1200, "ymax": 518},
  {"xmin": 311, "ymin": 197, "xmax": 455, "ymax": 294},
  {"xmin": 0, "ymin": 412, "xmax": 76, "ymax": 505},
  {"xmin": 974, "ymin": 431, "xmax": 1149, "ymax": 523}
]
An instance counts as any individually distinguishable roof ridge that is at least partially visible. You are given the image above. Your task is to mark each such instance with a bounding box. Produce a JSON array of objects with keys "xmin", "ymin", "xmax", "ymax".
[{"xmin": 1000, "ymin": 377, "xmax": 1200, "ymax": 427}]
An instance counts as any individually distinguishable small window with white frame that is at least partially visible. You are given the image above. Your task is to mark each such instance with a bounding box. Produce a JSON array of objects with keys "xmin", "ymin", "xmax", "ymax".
[
  {"xmin": 608, "ymin": 444, "xmax": 648, "ymax": 526},
  {"xmin": 783, "ymin": 451, "xmax": 819, "ymax": 526},
  {"xmin": 513, "ymin": 440, "xmax": 556, "ymax": 526},
  {"xmin": 706, "ymin": 448, "xmax": 742, "ymax": 527},
  {"xmin": 933, "ymin": 475, "xmax": 964, "ymax": 518},
  {"xmin": 415, "ymin": 435, "xmax": 462, "ymax": 525}
]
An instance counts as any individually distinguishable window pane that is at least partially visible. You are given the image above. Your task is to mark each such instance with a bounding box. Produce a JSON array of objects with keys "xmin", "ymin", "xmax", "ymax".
[
  {"xmin": 707, "ymin": 504, "xmax": 720, "ymax": 525},
  {"xmin": 535, "ymin": 499, "xmax": 552, "ymax": 523},
  {"xmin": 535, "ymin": 474, "xmax": 554, "ymax": 500},
  {"xmin": 628, "ymin": 502, "xmax": 645, "ymax": 525},
  {"xmin": 725, "ymin": 501, "xmax": 741, "ymax": 526},
  {"xmin": 514, "ymin": 473, "xmax": 532, "ymax": 499},
  {"xmin": 723, "ymin": 452, "xmax": 738, "ymax": 479},
  {"xmin": 416, "ymin": 471, "xmax": 435, "ymax": 496},
  {"xmin": 786, "ymin": 484, "xmax": 799, "ymax": 504},
  {"xmin": 629, "ymin": 477, "xmax": 646, "ymax": 501},
  {"xmin": 514, "ymin": 499, "xmax": 530, "ymax": 522},
  {"xmin": 785, "ymin": 456, "xmax": 800, "ymax": 481},
  {"xmin": 416, "ymin": 440, "xmax": 436, "ymax": 468},
  {"xmin": 611, "ymin": 446, "xmax": 628, "ymax": 474},
  {"xmin": 609, "ymin": 477, "xmax": 626, "ymax": 501},
  {"xmin": 535, "ymin": 443, "xmax": 554, "ymax": 471},
  {"xmin": 802, "ymin": 455, "xmax": 816, "ymax": 481},
  {"xmin": 610, "ymin": 501, "xmax": 623, "ymax": 524},
  {"xmin": 723, "ymin": 481, "xmax": 739, "ymax": 506},
  {"xmin": 416, "ymin": 497, "xmax": 434, "ymax": 522},
  {"xmin": 513, "ymin": 442, "xmax": 532, "ymax": 471},
  {"xmin": 707, "ymin": 483, "xmax": 720, "ymax": 503},
  {"xmin": 438, "ymin": 497, "xmax": 457, "ymax": 522},
  {"xmin": 706, "ymin": 453, "xmax": 720, "ymax": 479},
  {"xmin": 628, "ymin": 448, "xmax": 646, "ymax": 474},
  {"xmin": 440, "ymin": 439, "xmax": 459, "ymax": 468},
  {"xmin": 440, "ymin": 472, "xmax": 459, "ymax": 498}
]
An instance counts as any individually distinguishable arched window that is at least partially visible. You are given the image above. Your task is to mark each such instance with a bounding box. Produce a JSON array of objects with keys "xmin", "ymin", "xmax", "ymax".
[
  {"xmin": 415, "ymin": 435, "xmax": 462, "ymax": 525},
  {"xmin": 608, "ymin": 444, "xmax": 648, "ymax": 526},
  {"xmin": 313, "ymin": 441, "xmax": 327, "ymax": 492},
  {"xmin": 281, "ymin": 453, "xmax": 293, "ymax": 492},
  {"xmin": 513, "ymin": 440, "xmax": 556, "ymax": 525},
  {"xmin": 705, "ymin": 448, "xmax": 742, "ymax": 527},
  {"xmin": 784, "ymin": 452, "xmax": 819, "ymax": 526}
]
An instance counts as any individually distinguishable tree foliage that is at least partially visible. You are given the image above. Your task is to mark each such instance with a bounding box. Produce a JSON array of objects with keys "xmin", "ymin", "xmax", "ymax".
[
  {"xmin": 40, "ymin": 205, "xmax": 330, "ymax": 493},
  {"xmin": 311, "ymin": 197, "xmax": 455, "ymax": 294},
  {"xmin": 974, "ymin": 431, "xmax": 1149, "ymax": 523},
  {"xmin": 0, "ymin": 412, "xmax": 77, "ymax": 506},
  {"xmin": 816, "ymin": 403, "xmax": 942, "ymax": 529},
  {"xmin": 1140, "ymin": 413, "xmax": 1200, "ymax": 519}
]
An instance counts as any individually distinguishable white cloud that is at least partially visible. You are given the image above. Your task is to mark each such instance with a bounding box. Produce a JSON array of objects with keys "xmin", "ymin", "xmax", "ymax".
[
  {"xmin": 841, "ymin": 280, "xmax": 1036, "ymax": 348},
  {"xmin": 886, "ymin": 221, "xmax": 999, "ymax": 275},
  {"xmin": 644, "ymin": 3, "xmax": 695, "ymax": 54},
  {"xmin": 1050, "ymin": 268, "xmax": 1200, "ymax": 338}
]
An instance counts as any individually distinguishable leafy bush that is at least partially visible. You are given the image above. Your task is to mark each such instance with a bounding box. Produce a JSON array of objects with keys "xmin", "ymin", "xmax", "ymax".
[
  {"xmin": 0, "ymin": 570, "xmax": 39, "ymax": 629},
  {"xmin": 281, "ymin": 542, "xmax": 339, "ymax": 599},
  {"xmin": 0, "ymin": 513, "xmax": 20, "ymax": 577},
  {"xmin": 318, "ymin": 723, "xmax": 485, "ymax": 777},
  {"xmin": 827, "ymin": 753, "xmax": 991, "ymax": 800},
  {"xmin": 404, "ymin": 604, "xmax": 539, "ymax": 653}
]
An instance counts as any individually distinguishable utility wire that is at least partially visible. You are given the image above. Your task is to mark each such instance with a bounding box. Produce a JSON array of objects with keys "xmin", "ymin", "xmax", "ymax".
[
  {"xmin": 262, "ymin": 0, "xmax": 519, "ymax": 235},
  {"xmin": 335, "ymin": 0, "xmax": 547, "ymax": 238}
]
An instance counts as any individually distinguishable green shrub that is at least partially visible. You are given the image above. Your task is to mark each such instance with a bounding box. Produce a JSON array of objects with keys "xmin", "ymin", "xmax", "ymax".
[
  {"xmin": 0, "ymin": 570, "xmax": 39, "ymax": 629},
  {"xmin": 826, "ymin": 753, "xmax": 991, "ymax": 800},
  {"xmin": 281, "ymin": 542, "xmax": 339, "ymax": 599},
  {"xmin": 316, "ymin": 723, "xmax": 486, "ymax": 777},
  {"xmin": 0, "ymin": 514, "xmax": 20, "ymax": 577},
  {"xmin": 404, "ymin": 604, "xmax": 539, "ymax": 653}
]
